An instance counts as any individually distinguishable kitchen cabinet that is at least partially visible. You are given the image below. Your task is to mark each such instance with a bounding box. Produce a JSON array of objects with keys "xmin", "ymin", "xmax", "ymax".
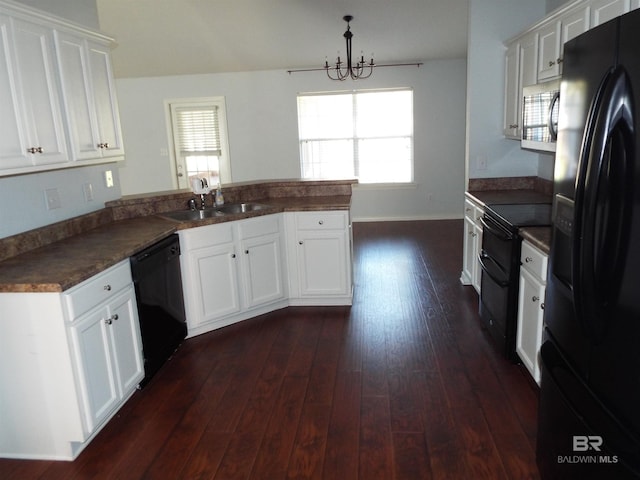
[
  {"xmin": 0, "ymin": 13, "xmax": 68, "ymax": 171},
  {"xmin": 503, "ymin": 43, "xmax": 521, "ymax": 139},
  {"xmin": 502, "ymin": 33, "xmax": 537, "ymax": 138},
  {"xmin": 55, "ymin": 32, "xmax": 124, "ymax": 161},
  {"xmin": 538, "ymin": 7, "xmax": 590, "ymax": 81},
  {"xmin": 66, "ymin": 280, "xmax": 143, "ymax": 434},
  {"xmin": 0, "ymin": 0, "xmax": 123, "ymax": 176},
  {"xmin": 0, "ymin": 260, "xmax": 143, "ymax": 460},
  {"xmin": 179, "ymin": 214, "xmax": 287, "ymax": 337},
  {"xmin": 461, "ymin": 196, "xmax": 484, "ymax": 293},
  {"xmin": 590, "ymin": 0, "xmax": 630, "ymax": 26},
  {"xmin": 286, "ymin": 211, "xmax": 353, "ymax": 305},
  {"xmin": 516, "ymin": 241, "xmax": 548, "ymax": 385}
]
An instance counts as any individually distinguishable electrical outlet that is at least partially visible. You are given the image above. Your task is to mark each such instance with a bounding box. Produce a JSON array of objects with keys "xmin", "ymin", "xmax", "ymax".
[
  {"xmin": 83, "ymin": 183, "xmax": 94, "ymax": 202},
  {"xmin": 104, "ymin": 170, "xmax": 114, "ymax": 188},
  {"xmin": 44, "ymin": 188, "xmax": 61, "ymax": 210}
]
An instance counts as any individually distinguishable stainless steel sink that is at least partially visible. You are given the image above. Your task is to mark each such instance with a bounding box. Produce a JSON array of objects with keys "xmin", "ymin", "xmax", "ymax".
[
  {"xmin": 160, "ymin": 208, "xmax": 222, "ymax": 222},
  {"xmin": 214, "ymin": 202, "xmax": 269, "ymax": 214},
  {"xmin": 161, "ymin": 203, "xmax": 270, "ymax": 222}
]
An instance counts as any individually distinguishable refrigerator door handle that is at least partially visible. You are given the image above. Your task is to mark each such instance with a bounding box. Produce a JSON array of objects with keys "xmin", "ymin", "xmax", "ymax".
[
  {"xmin": 572, "ymin": 66, "xmax": 634, "ymax": 341},
  {"xmin": 548, "ymin": 91, "xmax": 560, "ymax": 141}
]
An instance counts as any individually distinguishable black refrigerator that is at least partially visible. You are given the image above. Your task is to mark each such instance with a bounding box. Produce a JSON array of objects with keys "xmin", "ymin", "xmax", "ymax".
[{"xmin": 536, "ymin": 8, "xmax": 640, "ymax": 480}]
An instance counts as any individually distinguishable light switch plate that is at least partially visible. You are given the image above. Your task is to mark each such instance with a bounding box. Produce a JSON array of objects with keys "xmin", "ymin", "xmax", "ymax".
[
  {"xmin": 83, "ymin": 183, "xmax": 94, "ymax": 202},
  {"xmin": 104, "ymin": 170, "xmax": 114, "ymax": 188},
  {"xmin": 44, "ymin": 188, "xmax": 61, "ymax": 210}
]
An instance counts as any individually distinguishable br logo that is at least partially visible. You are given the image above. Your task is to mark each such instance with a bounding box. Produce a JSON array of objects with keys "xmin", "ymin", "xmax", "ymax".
[{"xmin": 573, "ymin": 435, "xmax": 603, "ymax": 452}]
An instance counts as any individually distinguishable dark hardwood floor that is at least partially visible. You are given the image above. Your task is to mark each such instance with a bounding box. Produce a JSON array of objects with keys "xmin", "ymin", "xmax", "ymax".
[{"xmin": 0, "ymin": 220, "xmax": 540, "ymax": 479}]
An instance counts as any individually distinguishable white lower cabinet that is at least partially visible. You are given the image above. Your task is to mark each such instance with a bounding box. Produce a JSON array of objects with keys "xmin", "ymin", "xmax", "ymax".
[
  {"xmin": 516, "ymin": 241, "xmax": 548, "ymax": 385},
  {"xmin": 0, "ymin": 260, "xmax": 143, "ymax": 460},
  {"xmin": 286, "ymin": 211, "xmax": 353, "ymax": 305},
  {"xmin": 67, "ymin": 287, "xmax": 143, "ymax": 434},
  {"xmin": 461, "ymin": 196, "xmax": 484, "ymax": 293},
  {"xmin": 179, "ymin": 214, "xmax": 287, "ymax": 337}
]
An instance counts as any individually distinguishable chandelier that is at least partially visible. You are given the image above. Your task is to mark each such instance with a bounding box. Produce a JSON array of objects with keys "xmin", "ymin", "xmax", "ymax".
[
  {"xmin": 325, "ymin": 15, "xmax": 374, "ymax": 81},
  {"xmin": 287, "ymin": 15, "xmax": 422, "ymax": 79}
]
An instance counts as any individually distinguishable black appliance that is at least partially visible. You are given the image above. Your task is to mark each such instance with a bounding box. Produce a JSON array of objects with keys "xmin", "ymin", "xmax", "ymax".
[
  {"xmin": 537, "ymin": 9, "xmax": 640, "ymax": 479},
  {"xmin": 479, "ymin": 203, "xmax": 552, "ymax": 361},
  {"xmin": 130, "ymin": 234, "xmax": 187, "ymax": 388}
]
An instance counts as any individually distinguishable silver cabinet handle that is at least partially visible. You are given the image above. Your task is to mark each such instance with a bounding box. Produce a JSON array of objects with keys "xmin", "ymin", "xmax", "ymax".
[
  {"xmin": 298, "ymin": 241, "xmax": 304, "ymax": 245},
  {"xmin": 231, "ymin": 253, "xmax": 236, "ymax": 258},
  {"xmin": 525, "ymin": 257, "xmax": 533, "ymax": 263},
  {"xmin": 318, "ymin": 220, "xmax": 324, "ymax": 225},
  {"xmin": 104, "ymin": 284, "xmax": 112, "ymax": 291},
  {"xmin": 532, "ymin": 296, "xmax": 539, "ymax": 302}
]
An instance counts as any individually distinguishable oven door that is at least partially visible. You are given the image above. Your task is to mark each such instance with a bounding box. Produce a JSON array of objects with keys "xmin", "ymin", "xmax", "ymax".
[{"xmin": 478, "ymin": 214, "xmax": 517, "ymax": 357}]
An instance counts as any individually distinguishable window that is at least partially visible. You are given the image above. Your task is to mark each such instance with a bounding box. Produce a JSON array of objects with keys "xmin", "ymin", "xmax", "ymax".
[
  {"xmin": 168, "ymin": 98, "xmax": 231, "ymax": 189},
  {"xmin": 297, "ymin": 89, "xmax": 414, "ymax": 184}
]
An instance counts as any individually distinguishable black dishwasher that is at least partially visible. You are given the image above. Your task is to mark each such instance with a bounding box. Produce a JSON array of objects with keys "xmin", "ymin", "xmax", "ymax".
[{"xmin": 130, "ymin": 234, "xmax": 187, "ymax": 387}]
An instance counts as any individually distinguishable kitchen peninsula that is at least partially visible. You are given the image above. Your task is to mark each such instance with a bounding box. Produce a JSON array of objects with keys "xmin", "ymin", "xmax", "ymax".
[{"xmin": 0, "ymin": 178, "xmax": 355, "ymax": 461}]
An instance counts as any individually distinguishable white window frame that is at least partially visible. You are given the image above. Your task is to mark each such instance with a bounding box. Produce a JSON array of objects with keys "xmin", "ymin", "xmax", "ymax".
[
  {"xmin": 165, "ymin": 96, "xmax": 232, "ymax": 190},
  {"xmin": 296, "ymin": 88, "xmax": 414, "ymax": 185}
]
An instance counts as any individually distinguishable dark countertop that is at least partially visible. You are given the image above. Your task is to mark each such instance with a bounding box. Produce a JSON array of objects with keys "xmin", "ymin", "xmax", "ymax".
[
  {"xmin": 0, "ymin": 216, "xmax": 177, "ymax": 293},
  {"xmin": 520, "ymin": 227, "xmax": 552, "ymax": 255},
  {"xmin": 0, "ymin": 183, "xmax": 354, "ymax": 293},
  {"xmin": 466, "ymin": 189, "xmax": 551, "ymax": 206}
]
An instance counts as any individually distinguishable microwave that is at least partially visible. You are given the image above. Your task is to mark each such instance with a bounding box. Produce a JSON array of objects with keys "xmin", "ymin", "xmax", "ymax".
[{"xmin": 521, "ymin": 79, "xmax": 560, "ymax": 152}]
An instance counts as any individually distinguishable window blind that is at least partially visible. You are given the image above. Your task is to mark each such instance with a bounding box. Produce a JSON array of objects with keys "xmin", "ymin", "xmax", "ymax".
[{"xmin": 175, "ymin": 106, "xmax": 221, "ymax": 155}]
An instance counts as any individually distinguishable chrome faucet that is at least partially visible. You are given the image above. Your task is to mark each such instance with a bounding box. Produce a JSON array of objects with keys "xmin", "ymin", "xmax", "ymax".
[{"xmin": 199, "ymin": 194, "xmax": 207, "ymax": 210}]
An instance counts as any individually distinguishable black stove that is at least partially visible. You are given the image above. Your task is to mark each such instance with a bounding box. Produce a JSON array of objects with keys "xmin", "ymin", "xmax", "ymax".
[
  {"xmin": 484, "ymin": 203, "xmax": 552, "ymax": 232},
  {"xmin": 478, "ymin": 202, "xmax": 552, "ymax": 361}
]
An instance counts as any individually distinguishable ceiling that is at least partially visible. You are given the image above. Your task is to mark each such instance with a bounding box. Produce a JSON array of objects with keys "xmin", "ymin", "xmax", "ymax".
[{"xmin": 96, "ymin": 0, "xmax": 469, "ymax": 78}]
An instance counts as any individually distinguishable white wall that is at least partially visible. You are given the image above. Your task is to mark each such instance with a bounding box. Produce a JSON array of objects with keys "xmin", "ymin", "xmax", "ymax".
[
  {"xmin": 466, "ymin": 0, "xmax": 547, "ymax": 182},
  {"xmin": 116, "ymin": 59, "xmax": 468, "ymax": 222}
]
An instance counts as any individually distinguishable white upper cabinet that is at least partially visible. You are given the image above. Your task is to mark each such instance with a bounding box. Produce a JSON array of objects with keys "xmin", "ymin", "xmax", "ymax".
[
  {"xmin": 537, "ymin": 21, "xmax": 562, "ymax": 80},
  {"xmin": 55, "ymin": 32, "xmax": 124, "ymax": 161},
  {"xmin": 590, "ymin": 0, "xmax": 630, "ymax": 26},
  {"xmin": 503, "ymin": 0, "xmax": 639, "ymax": 140},
  {"xmin": 0, "ymin": 0, "xmax": 124, "ymax": 176},
  {"xmin": 0, "ymin": 14, "xmax": 68, "ymax": 171}
]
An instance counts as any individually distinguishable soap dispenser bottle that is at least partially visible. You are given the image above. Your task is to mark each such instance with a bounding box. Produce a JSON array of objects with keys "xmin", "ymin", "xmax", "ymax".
[{"xmin": 214, "ymin": 184, "xmax": 224, "ymax": 206}]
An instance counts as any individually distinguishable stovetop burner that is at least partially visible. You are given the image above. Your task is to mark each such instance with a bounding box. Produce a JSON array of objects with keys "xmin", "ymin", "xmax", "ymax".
[{"xmin": 485, "ymin": 203, "xmax": 552, "ymax": 232}]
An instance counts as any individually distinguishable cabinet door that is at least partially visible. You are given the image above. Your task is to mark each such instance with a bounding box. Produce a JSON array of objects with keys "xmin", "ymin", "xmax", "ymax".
[
  {"xmin": 296, "ymin": 230, "xmax": 349, "ymax": 296},
  {"xmin": 561, "ymin": 6, "xmax": 590, "ymax": 45},
  {"xmin": 537, "ymin": 21, "xmax": 561, "ymax": 80},
  {"xmin": 69, "ymin": 307, "xmax": 118, "ymax": 434},
  {"xmin": 240, "ymin": 233, "xmax": 285, "ymax": 308},
  {"xmin": 9, "ymin": 17, "xmax": 68, "ymax": 166},
  {"xmin": 462, "ymin": 215, "xmax": 475, "ymax": 285},
  {"xmin": 107, "ymin": 289, "xmax": 144, "ymax": 396},
  {"xmin": 519, "ymin": 33, "xmax": 538, "ymax": 89},
  {"xmin": 472, "ymin": 221, "xmax": 483, "ymax": 293},
  {"xmin": 516, "ymin": 267, "xmax": 545, "ymax": 385},
  {"xmin": 503, "ymin": 42, "xmax": 521, "ymax": 138},
  {"xmin": 88, "ymin": 41, "xmax": 124, "ymax": 158},
  {"xmin": 0, "ymin": 15, "xmax": 31, "ymax": 169},
  {"xmin": 590, "ymin": 0, "xmax": 630, "ymax": 27},
  {"xmin": 55, "ymin": 31, "xmax": 101, "ymax": 161},
  {"xmin": 186, "ymin": 242, "xmax": 241, "ymax": 326}
]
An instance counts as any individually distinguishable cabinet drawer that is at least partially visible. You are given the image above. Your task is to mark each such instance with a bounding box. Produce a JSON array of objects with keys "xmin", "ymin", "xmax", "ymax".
[
  {"xmin": 65, "ymin": 260, "xmax": 132, "ymax": 320},
  {"xmin": 521, "ymin": 241, "xmax": 548, "ymax": 282},
  {"xmin": 296, "ymin": 211, "xmax": 347, "ymax": 230},
  {"xmin": 178, "ymin": 221, "xmax": 234, "ymax": 250},
  {"xmin": 238, "ymin": 214, "xmax": 280, "ymax": 239},
  {"xmin": 464, "ymin": 198, "xmax": 484, "ymax": 224}
]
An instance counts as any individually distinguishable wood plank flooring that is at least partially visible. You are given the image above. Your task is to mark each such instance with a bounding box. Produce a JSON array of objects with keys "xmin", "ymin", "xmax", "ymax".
[{"xmin": 0, "ymin": 220, "xmax": 540, "ymax": 479}]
